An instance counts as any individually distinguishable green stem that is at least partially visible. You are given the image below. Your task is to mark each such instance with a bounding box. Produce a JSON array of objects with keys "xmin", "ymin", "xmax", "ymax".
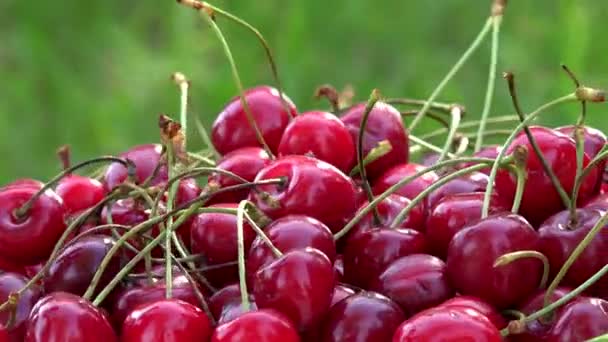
[
  {"xmin": 164, "ymin": 144, "xmax": 179, "ymax": 299},
  {"xmin": 493, "ymin": 250, "xmax": 550, "ymax": 289},
  {"xmin": 194, "ymin": 116, "xmax": 220, "ymax": 160},
  {"xmin": 173, "ymin": 72, "xmax": 190, "ymax": 149},
  {"xmin": 420, "ymin": 115, "xmax": 519, "ymax": 140},
  {"xmin": 236, "ymin": 200, "xmax": 252, "ymax": 312},
  {"xmin": 400, "ymin": 110, "xmax": 450, "ymax": 128},
  {"xmin": 437, "ymin": 106, "xmax": 463, "ymax": 163},
  {"xmin": 409, "ymin": 135, "xmax": 457, "ymax": 159},
  {"xmin": 511, "ymin": 166, "xmax": 526, "ymax": 214},
  {"xmin": 357, "ymin": 89, "xmax": 382, "ymax": 224},
  {"xmin": 384, "ymin": 98, "xmax": 454, "ymax": 114},
  {"xmin": 571, "ymin": 147, "xmax": 608, "ymax": 206}
]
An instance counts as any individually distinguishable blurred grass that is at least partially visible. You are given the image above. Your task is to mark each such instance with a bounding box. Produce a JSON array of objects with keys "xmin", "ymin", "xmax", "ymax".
[{"xmin": 1, "ymin": 0, "xmax": 607, "ymax": 182}]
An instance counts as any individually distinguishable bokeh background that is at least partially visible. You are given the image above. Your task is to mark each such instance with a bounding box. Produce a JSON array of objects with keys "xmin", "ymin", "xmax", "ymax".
[{"xmin": 1, "ymin": 0, "xmax": 607, "ymax": 182}]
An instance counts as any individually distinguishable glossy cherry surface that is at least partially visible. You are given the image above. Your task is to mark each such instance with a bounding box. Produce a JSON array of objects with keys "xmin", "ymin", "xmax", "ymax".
[
  {"xmin": 104, "ymin": 144, "xmax": 167, "ymax": 190},
  {"xmin": 557, "ymin": 124, "xmax": 607, "ymax": 192},
  {"xmin": 211, "ymin": 85, "xmax": 297, "ymax": 155},
  {"xmin": 0, "ymin": 179, "xmax": 43, "ymax": 192},
  {"xmin": 0, "ymin": 272, "xmax": 42, "ymax": 342},
  {"xmin": 211, "ymin": 309, "xmax": 300, "ymax": 342},
  {"xmin": 586, "ymin": 193, "xmax": 608, "ymax": 211},
  {"xmin": 253, "ymin": 248, "xmax": 335, "ymax": 331},
  {"xmin": 352, "ymin": 194, "xmax": 425, "ymax": 235},
  {"xmin": 546, "ymin": 297, "xmax": 608, "ymax": 342},
  {"xmin": 461, "ymin": 145, "xmax": 502, "ymax": 175},
  {"xmin": 121, "ymin": 299, "xmax": 212, "ymax": 342},
  {"xmin": 0, "ymin": 324, "xmax": 7, "ymax": 342},
  {"xmin": 371, "ymin": 254, "xmax": 453, "ymax": 317},
  {"xmin": 427, "ymin": 171, "xmax": 489, "ymax": 210},
  {"xmin": 209, "ymin": 283, "xmax": 242, "ymax": 321},
  {"xmin": 439, "ymin": 296, "xmax": 507, "ymax": 329},
  {"xmin": 333, "ymin": 254, "xmax": 344, "ymax": 281},
  {"xmin": 55, "ymin": 175, "xmax": 105, "ymax": 215},
  {"xmin": 250, "ymin": 155, "xmax": 358, "ymax": 232},
  {"xmin": 447, "ymin": 213, "xmax": 542, "ymax": 309},
  {"xmin": 24, "ymin": 292, "xmax": 117, "ymax": 342},
  {"xmin": 343, "ymin": 227, "xmax": 427, "ymax": 289},
  {"xmin": 340, "ymin": 101, "xmax": 409, "ymax": 180}
]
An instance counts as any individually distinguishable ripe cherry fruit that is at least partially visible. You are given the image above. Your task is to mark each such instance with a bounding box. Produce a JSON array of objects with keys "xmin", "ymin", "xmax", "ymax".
[
  {"xmin": 104, "ymin": 144, "xmax": 167, "ymax": 190},
  {"xmin": 0, "ymin": 272, "xmax": 42, "ymax": 342},
  {"xmin": 546, "ymin": 297, "xmax": 608, "ymax": 342},
  {"xmin": 211, "ymin": 309, "xmax": 300, "ymax": 342}
]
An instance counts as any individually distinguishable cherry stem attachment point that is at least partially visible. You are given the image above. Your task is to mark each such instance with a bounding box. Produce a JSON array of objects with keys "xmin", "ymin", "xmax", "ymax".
[{"xmin": 494, "ymin": 250, "xmax": 550, "ymax": 289}]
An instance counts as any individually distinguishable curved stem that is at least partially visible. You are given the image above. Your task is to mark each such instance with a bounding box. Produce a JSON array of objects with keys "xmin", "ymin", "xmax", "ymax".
[
  {"xmin": 421, "ymin": 115, "xmax": 519, "ymax": 140},
  {"xmin": 244, "ymin": 212, "xmax": 282, "ymax": 258},
  {"xmin": 350, "ymin": 141, "xmax": 392, "ymax": 177},
  {"xmin": 437, "ymin": 106, "xmax": 463, "ymax": 163},
  {"xmin": 409, "ymin": 135, "xmax": 457, "ymax": 159},
  {"xmin": 494, "ymin": 250, "xmax": 550, "ymax": 289},
  {"xmin": 236, "ymin": 200, "xmax": 252, "ymax": 312},
  {"xmin": 194, "ymin": 117, "xmax": 220, "ymax": 160},
  {"xmin": 357, "ymin": 89, "xmax": 381, "ymax": 224},
  {"xmin": 511, "ymin": 166, "xmax": 526, "ymax": 214},
  {"xmin": 385, "ymin": 98, "xmax": 454, "ymax": 114},
  {"xmin": 401, "ymin": 110, "xmax": 450, "ymax": 128}
]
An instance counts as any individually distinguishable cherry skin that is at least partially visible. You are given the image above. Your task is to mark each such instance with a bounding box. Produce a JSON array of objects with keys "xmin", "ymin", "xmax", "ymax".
[
  {"xmin": 352, "ymin": 194, "xmax": 426, "ymax": 235},
  {"xmin": 246, "ymin": 215, "xmax": 336, "ymax": 286},
  {"xmin": 24, "ymin": 292, "xmax": 117, "ymax": 342},
  {"xmin": 585, "ymin": 193, "xmax": 608, "ymax": 211},
  {"xmin": 460, "ymin": 145, "xmax": 502, "ymax": 175},
  {"xmin": 0, "ymin": 179, "xmax": 43, "ymax": 192},
  {"xmin": 55, "ymin": 174, "xmax": 106, "ymax": 216},
  {"xmin": 329, "ymin": 284, "xmax": 357, "ymax": 308},
  {"xmin": 426, "ymin": 192, "xmax": 509, "ymax": 259},
  {"xmin": 446, "ymin": 213, "xmax": 542, "ymax": 309},
  {"xmin": 319, "ymin": 291, "xmax": 405, "ymax": 342},
  {"xmin": 278, "ymin": 111, "xmax": 355, "ymax": 173},
  {"xmin": 206, "ymin": 147, "xmax": 271, "ymax": 204},
  {"xmin": 211, "ymin": 85, "xmax": 297, "ymax": 155},
  {"xmin": 0, "ymin": 256, "xmax": 26, "ymax": 276},
  {"xmin": 333, "ymin": 254, "xmax": 345, "ymax": 282},
  {"xmin": 104, "ymin": 144, "xmax": 168, "ymax": 190},
  {"xmin": 0, "ymin": 324, "xmax": 8, "ymax": 342},
  {"xmin": 343, "ymin": 227, "xmax": 427, "ymax": 289},
  {"xmin": 546, "ymin": 297, "xmax": 608, "ymax": 342},
  {"xmin": 538, "ymin": 208, "xmax": 608, "ymax": 298},
  {"xmin": 495, "ymin": 126, "xmax": 599, "ymax": 226},
  {"xmin": 427, "ymin": 171, "xmax": 489, "ymax": 210},
  {"xmin": 371, "ymin": 254, "xmax": 453, "ymax": 318},
  {"xmin": 121, "ymin": 299, "xmax": 212, "ymax": 342},
  {"xmin": 250, "ymin": 155, "xmax": 358, "ymax": 233},
  {"xmin": 211, "ymin": 309, "xmax": 300, "ymax": 342},
  {"xmin": 209, "ymin": 283, "xmax": 242, "ymax": 321},
  {"xmin": 171, "ymin": 178, "xmax": 202, "ymax": 248},
  {"xmin": 438, "ymin": 296, "xmax": 507, "ymax": 329},
  {"xmin": 0, "ymin": 186, "xmax": 66, "ymax": 264},
  {"xmin": 340, "ymin": 101, "xmax": 409, "ymax": 180},
  {"xmin": 253, "ymin": 247, "xmax": 335, "ymax": 331},
  {"xmin": 0, "ymin": 272, "xmax": 42, "ymax": 342}
]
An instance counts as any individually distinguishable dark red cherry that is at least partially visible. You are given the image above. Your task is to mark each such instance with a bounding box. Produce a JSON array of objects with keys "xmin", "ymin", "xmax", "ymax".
[
  {"xmin": 0, "ymin": 186, "xmax": 66, "ymax": 264},
  {"xmin": 278, "ymin": 111, "xmax": 355, "ymax": 173},
  {"xmin": 352, "ymin": 194, "xmax": 425, "ymax": 235},
  {"xmin": 0, "ymin": 179, "xmax": 43, "ymax": 192},
  {"xmin": 343, "ymin": 227, "xmax": 427, "ymax": 289},
  {"xmin": 121, "ymin": 299, "xmax": 212, "ymax": 342},
  {"xmin": 0, "ymin": 324, "xmax": 7, "ymax": 342},
  {"xmin": 0, "ymin": 272, "xmax": 42, "ymax": 342},
  {"xmin": 538, "ymin": 208, "xmax": 608, "ymax": 298},
  {"xmin": 447, "ymin": 213, "xmax": 542, "ymax": 309},
  {"xmin": 209, "ymin": 283, "xmax": 242, "ymax": 321},
  {"xmin": 546, "ymin": 297, "xmax": 608, "ymax": 342},
  {"xmin": 319, "ymin": 291, "xmax": 404, "ymax": 342},
  {"xmin": 211, "ymin": 309, "xmax": 300, "ymax": 342},
  {"xmin": 426, "ymin": 192, "xmax": 509, "ymax": 259},
  {"xmin": 427, "ymin": 171, "xmax": 489, "ymax": 210},
  {"xmin": 340, "ymin": 101, "xmax": 409, "ymax": 180},
  {"xmin": 250, "ymin": 155, "xmax": 358, "ymax": 232},
  {"xmin": 217, "ymin": 301, "xmax": 259, "ymax": 325},
  {"xmin": 495, "ymin": 126, "xmax": 599, "ymax": 226},
  {"xmin": 25, "ymin": 292, "xmax": 116, "ymax": 342},
  {"xmin": 246, "ymin": 215, "xmax": 336, "ymax": 285},
  {"xmin": 190, "ymin": 203, "xmax": 255, "ymax": 288},
  {"xmin": 104, "ymin": 144, "xmax": 168, "ymax": 190},
  {"xmin": 329, "ymin": 284, "xmax": 357, "ymax": 308},
  {"xmin": 55, "ymin": 175, "xmax": 105, "ymax": 216},
  {"xmin": 439, "ymin": 296, "xmax": 507, "ymax": 329},
  {"xmin": 393, "ymin": 306, "xmax": 502, "ymax": 342},
  {"xmin": 253, "ymin": 248, "xmax": 335, "ymax": 331},
  {"xmin": 211, "ymin": 85, "xmax": 297, "ymax": 155},
  {"xmin": 170, "ymin": 178, "xmax": 201, "ymax": 247},
  {"xmin": 585, "ymin": 193, "xmax": 608, "ymax": 211},
  {"xmin": 333, "ymin": 254, "xmax": 345, "ymax": 282},
  {"xmin": 206, "ymin": 147, "xmax": 271, "ymax": 204},
  {"xmin": 0, "ymin": 256, "xmax": 26, "ymax": 275},
  {"xmin": 371, "ymin": 254, "xmax": 453, "ymax": 317},
  {"xmin": 460, "ymin": 145, "xmax": 502, "ymax": 175}
]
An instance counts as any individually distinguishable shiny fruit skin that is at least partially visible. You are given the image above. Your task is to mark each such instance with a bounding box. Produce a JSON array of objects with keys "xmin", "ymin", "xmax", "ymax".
[
  {"xmin": 211, "ymin": 309, "xmax": 300, "ymax": 342},
  {"xmin": 104, "ymin": 144, "xmax": 167, "ymax": 190},
  {"xmin": 0, "ymin": 272, "xmax": 42, "ymax": 342}
]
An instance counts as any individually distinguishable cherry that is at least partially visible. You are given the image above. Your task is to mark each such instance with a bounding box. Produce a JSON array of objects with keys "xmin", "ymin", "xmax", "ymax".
[
  {"xmin": 55, "ymin": 175, "xmax": 106, "ymax": 216},
  {"xmin": 439, "ymin": 296, "xmax": 507, "ymax": 329},
  {"xmin": 538, "ymin": 208, "xmax": 608, "ymax": 298},
  {"xmin": 190, "ymin": 203, "xmax": 255, "ymax": 288},
  {"xmin": 104, "ymin": 144, "xmax": 168, "ymax": 190},
  {"xmin": 319, "ymin": 291, "xmax": 405, "ymax": 342},
  {"xmin": 447, "ymin": 213, "xmax": 542, "ymax": 309},
  {"xmin": 426, "ymin": 192, "xmax": 509, "ymax": 259},
  {"xmin": 250, "ymin": 155, "xmax": 358, "ymax": 233},
  {"xmin": 0, "ymin": 186, "xmax": 66, "ymax": 264},
  {"xmin": 121, "ymin": 299, "xmax": 212, "ymax": 342},
  {"xmin": 278, "ymin": 111, "xmax": 355, "ymax": 173},
  {"xmin": 211, "ymin": 309, "xmax": 300, "ymax": 342},
  {"xmin": 0, "ymin": 256, "xmax": 26, "ymax": 276},
  {"xmin": 0, "ymin": 324, "xmax": 7, "ymax": 342},
  {"xmin": 585, "ymin": 193, "xmax": 608, "ymax": 211},
  {"xmin": 343, "ymin": 227, "xmax": 427, "ymax": 289},
  {"xmin": 217, "ymin": 301, "xmax": 259, "ymax": 325},
  {"xmin": 427, "ymin": 171, "xmax": 489, "ymax": 210},
  {"xmin": 24, "ymin": 292, "xmax": 117, "ymax": 342},
  {"xmin": 340, "ymin": 101, "xmax": 409, "ymax": 180},
  {"xmin": 171, "ymin": 178, "xmax": 202, "ymax": 247},
  {"xmin": 351, "ymin": 194, "xmax": 426, "ymax": 235},
  {"xmin": 253, "ymin": 247, "xmax": 335, "ymax": 331},
  {"xmin": 495, "ymin": 126, "xmax": 599, "ymax": 226},
  {"xmin": 209, "ymin": 283, "xmax": 242, "ymax": 321},
  {"xmin": 461, "ymin": 145, "xmax": 502, "ymax": 175},
  {"xmin": 371, "ymin": 254, "xmax": 453, "ymax": 318},
  {"xmin": 333, "ymin": 255, "xmax": 344, "ymax": 282},
  {"xmin": 246, "ymin": 215, "xmax": 336, "ymax": 285},
  {"xmin": 0, "ymin": 179, "xmax": 43, "ymax": 192},
  {"xmin": 393, "ymin": 306, "xmax": 503, "ymax": 342},
  {"xmin": 211, "ymin": 85, "xmax": 297, "ymax": 155},
  {"xmin": 546, "ymin": 297, "xmax": 608, "ymax": 342},
  {"xmin": 206, "ymin": 147, "xmax": 271, "ymax": 204},
  {"xmin": 0, "ymin": 272, "xmax": 42, "ymax": 342},
  {"xmin": 329, "ymin": 284, "xmax": 357, "ymax": 308}
]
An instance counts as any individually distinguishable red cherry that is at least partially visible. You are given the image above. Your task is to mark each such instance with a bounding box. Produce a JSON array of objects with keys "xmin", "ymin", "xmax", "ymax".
[
  {"xmin": 447, "ymin": 213, "xmax": 542, "ymax": 309},
  {"xmin": 217, "ymin": 301, "xmax": 259, "ymax": 325},
  {"xmin": 319, "ymin": 291, "xmax": 405, "ymax": 342},
  {"xmin": 343, "ymin": 227, "xmax": 427, "ymax": 289},
  {"xmin": 0, "ymin": 256, "xmax": 26, "ymax": 275},
  {"xmin": 461, "ymin": 145, "xmax": 502, "ymax": 175},
  {"xmin": 206, "ymin": 147, "xmax": 271, "ymax": 204},
  {"xmin": 426, "ymin": 192, "xmax": 509, "ymax": 259},
  {"xmin": 0, "ymin": 272, "xmax": 42, "ymax": 342},
  {"xmin": 171, "ymin": 178, "xmax": 202, "ymax": 248},
  {"xmin": 0, "ymin": 179, "xmax": 43, "ymax": 192},
  {"xmin": 495, "ymin": 126, "xmax": 599, "ymax": 226},
  {"xmin": 428, "ymin": 171, "xmax": 489, "ymax": 210},
  {"xmin": 250, "ymin": 156, "xmax": 358, "ymax": 232},
  {"xmin": 121, "ymin": 299, "xmax": 212, "ymax": 342},
  {"xmin": 55, "ymin": 175, "xmax": 106, "ymax": 216},
  {"xmin": 0, "ymin": 186, "xmax": 66, "ymax": 264},
  {"xmin": 393, "ymin": 306, "xmax": 502, "ymax": 342},
  {"xmin": 333, "ymin": 254, "xmax": 344, "ymax": 282},
  {"xmin": 104, "ymin": 144, "xmax": 168, "ymax": 190},
  {"xmin": 340, "ymin": 101, "xmax": 409, "ymax": 180},
  {"xmin": 371, "ymin": 254, "xmax": 453, "ymax": 317},
  {"xmin": 352, "ymin": 194, "xmax": 426, "ymax": 235},
  {"xmin": 25, "ymin": 292, "xmax": 117, "ymax": 342},
  {"xmin": 211, "ymin": 309, "xmax": 300, "ymax": 342},
  {"xmin": 253, "ymin": 248, "xmax": 335, "ymax": 331},
  {"xmin": 329, "ymin": 284, "xmax": 357, "ymax": 308},
  {"xmin": 439, "ymin": 296, "xmax": 507, "ymax": 329},
  {"xmin": 0, "ymin": 324, "xmax": 7, "ymax": 342},
  {"xmin": 246, "ymin": 215, "xmax": 336, "ymax": 285},
  {"xmin": 585, "ymin": 193, "xmax": 608, "ymax": 211},
  {"xmin": 211, "ymin": 86, "xmax": 297, "ymax": 155},
  {"xmin": 278, "ymin": 111, "xmax": 355, "ymax": 172},
  {"xmin": 538, "ymin": 208, "xmax": 608, "ymax": 298},
  {"xmin": 546, "ymin": 297, "xmax": 608, "ymax": 342},
  {"xmin": 209, "ymin": 283, "xmax": 242, "ymax": 321}
]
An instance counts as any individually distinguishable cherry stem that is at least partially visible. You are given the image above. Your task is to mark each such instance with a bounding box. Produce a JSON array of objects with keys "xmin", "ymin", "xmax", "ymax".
[
  {"xmin": 421, "ymin": 115, "xmax": 519, "ymax": 140},
  {"xmin": 464, "ymin": 129, "xmax": 512, "ymax": 140},
  {"xmin": 243, "ymin": 206, "xmax": 282, "ymax": 258},
  {"xmin": 510, "ymin": 145, "xmax": 529, "ymax": 214},
  {"xmin": 453, "ymin": 135, "xmax": 470, "ymax": 156},
  {"xmin": 164, "ymin": 144, "xmax": 180, "ymax": 299},
  {"xmin": 572, "ymin": 147, "xmax": 608, "ymax": 202},
  {"xmin": 437, "ymin": 105, "xmax": 463, "ymax": 163},
  {"xmin": 172, "ymin": 72, "xmax": 190, "ymax": 149},
  {"xmin": 194, "ymin": 116, "xmax": 221, "ymax": 160},
  {"xmin": 400, "ymin": 110, "xmax": 450, "ymax": 128},
  {"xmin": 481, "ymin": 92, "xmax": 578, "ymax": 218},
  {"xmin": 187, "ymin": 151, "xmax": 216, "ymax": 166},
  {"xmin": 236, "ymin": 200, "xmax": 252, "ymax": 312},
  {"xmin": 357, "ymin": 89, "xmax": 382, "ymax": 225},
  {"xmin": 349, "ymin": 140, "xmax": 392, "ymax": 177},
  {"xmin": 408, "ymin": 17, "xmax": 493, "ymax": 131},
  {"xmin": 494, "ymin": 250, "xmax": 550, "ymax": 289},
  {"xmin": 57, "ymin": 145, "xmax": 72, "ymax": 171},
  {"xmin": 315, "ymin": 84, "xmax": 341, "ymax": 113},
  {"xmin": 409, "ymin": 135, "xmax": 457, "ymax": 159},
  {"xmin": 586, "ymin": 333, "xmax": 608, "ymax": 342},
  {"xmin": 384, "ymin": 98, "xmax": 455, "ymax": 114}
]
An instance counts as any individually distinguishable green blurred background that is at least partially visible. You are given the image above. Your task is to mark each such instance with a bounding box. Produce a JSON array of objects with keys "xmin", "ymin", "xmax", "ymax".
[{"xmin": 1, "ymin": 0, "xmax": 607, "ymax": 182}]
